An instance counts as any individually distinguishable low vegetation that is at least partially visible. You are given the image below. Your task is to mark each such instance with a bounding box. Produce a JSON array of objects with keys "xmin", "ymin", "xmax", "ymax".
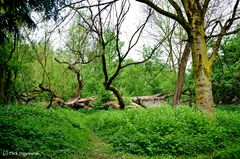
[
  {"xmin": 0, "ymin": 104, "xmax": 90, "ymax": 158},
  {"xmin": 1, "ymin": 104, "xmax": 240, "ymax": 158},
  {"xmin": 88, "ymin": 105, "xmax": 240, "ymax": 158}
]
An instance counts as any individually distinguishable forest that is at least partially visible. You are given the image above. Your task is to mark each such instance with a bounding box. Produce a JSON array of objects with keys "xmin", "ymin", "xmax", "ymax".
[{"xmin": 0, "ymin": 0, "xmax": 240, "ymax": 158}]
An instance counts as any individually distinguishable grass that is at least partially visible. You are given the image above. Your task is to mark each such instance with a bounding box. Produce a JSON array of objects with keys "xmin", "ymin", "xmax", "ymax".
[{"xmin": 0, "ymin": 104, "xmax": 240, "ymax": 158}]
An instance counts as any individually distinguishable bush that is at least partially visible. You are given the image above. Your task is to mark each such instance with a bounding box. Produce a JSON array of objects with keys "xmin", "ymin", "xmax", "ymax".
[{"xmin": 88, "ymin": 105, "xmax": 240, "ymax": 157}]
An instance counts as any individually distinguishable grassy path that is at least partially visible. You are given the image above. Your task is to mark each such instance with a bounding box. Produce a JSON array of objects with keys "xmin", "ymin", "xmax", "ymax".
[
  {"xmin": 80, "ymin": 129, "xmax": 149, "ymax": 159},
  {"xmin": 68, "ymin": 111, "xmax": 148, "ymax": 159}
]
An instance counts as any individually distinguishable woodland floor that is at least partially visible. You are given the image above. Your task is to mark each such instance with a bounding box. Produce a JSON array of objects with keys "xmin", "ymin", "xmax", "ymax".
[{"xmin": 1, "ymin": 104, "xmax": 240, "ymax": 159}]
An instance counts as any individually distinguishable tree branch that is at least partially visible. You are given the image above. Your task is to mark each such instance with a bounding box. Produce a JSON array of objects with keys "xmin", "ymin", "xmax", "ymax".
[
  {"xmin": 207, "ymin": 27, "xmax": 240, "ymax": 38},
  {"xmin": 136, "ymin": 0, "xmax": 189, "ymax": 32},
  {"xmin": 120, "ymin": 36, "xmax": 165, "ymax": 69},
  {"xmin": 202, "ymin": 0, "xmax": 211, "ymax": 17}
]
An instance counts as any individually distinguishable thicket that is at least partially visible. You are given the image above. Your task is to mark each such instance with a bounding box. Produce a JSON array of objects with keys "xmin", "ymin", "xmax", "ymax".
[
  {"xmin": 1, "ymin": 13, "xmax": 239, "ymax": 107},
  {"xmin": 88, "ymin": 105, "xmax": 240, "ymax": 158},
  {"xmin": 212, "ymin": 33, "xmax": 240, "ymax": 104},
  {"xmin": 8, "ymin": 39, "xmax": 177, "ymax": 107},
  {"xmin": 6, "ymin": 33, "xmax": 238, "ymax": 108}
]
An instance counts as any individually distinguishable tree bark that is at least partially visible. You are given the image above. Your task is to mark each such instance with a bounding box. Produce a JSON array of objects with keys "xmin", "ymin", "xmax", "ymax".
[
  {"xmin": 70, "ymin": 66, "xmax": 83, "ymax": 98},
  {"xmin": 173, "ymin": 42, "xmax": 191, "ymax": 106},
  {"xmin": 132, "ymin": 93, "xmax": 173, "ymax": 107},
  {"xmin": 190, "ymin": 22, "xmax": 214, "ymax": 112},
  {"xmin": 101, "ymin": 44, "xmax": 125, "ymax": 109},
  {"xmin": 75, "ymin": 71, "xmax": 83, "ymax": 98},
  {"xmin": 107, "ymin": 84, "xmax": 125, "ymax": 109}
]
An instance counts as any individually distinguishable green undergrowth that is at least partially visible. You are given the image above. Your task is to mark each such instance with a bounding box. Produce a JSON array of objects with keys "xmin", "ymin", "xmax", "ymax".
[
  {"xmin": 0, "ymin": 104, "xmax": 91, "ymax": 158},
  {"xmin": 1, "ymin": 104, "xmax": 240, "ymax": 158},
  {"xmin": 88, "ymin": 105, "xmax": 240, "ymax": 158}
]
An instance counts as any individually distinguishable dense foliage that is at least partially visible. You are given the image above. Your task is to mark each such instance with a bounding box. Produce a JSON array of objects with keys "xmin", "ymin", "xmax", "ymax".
[
  {"xmin": 6, "ymin": 31, "xmax": 240, "ymax": 107},
  {"xmin": 0, "ymin": 104, "xmax": 90, "ymax": 158},
  {"xmin": 88, "ymin": 105, "xmax": 240, "ymax": 158},
  {"xmin": 183, "ymin": 32, "xmax": 240, "ymax": 105},
  {"xmin": 0, "ymin": 0, "xmax": 71, "ymax": 103},
  {"xmin": 1, "ymin": 104, "xmax": 240, "ymax": 158},
  {"xmin": 7, "ymin": 39, "xmax": 176, "ymax": 106},
  {"xmin": 1, "ymin": 5, "xmax": 238, "ymax": 106},
  {"xmin": 212, "ymin": 32, "xmax": 240, "ymax": 104}
]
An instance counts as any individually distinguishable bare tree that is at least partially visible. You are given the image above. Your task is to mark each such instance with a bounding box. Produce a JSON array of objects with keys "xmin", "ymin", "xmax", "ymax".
[
  {"xmin": 25, "ymin": 26, "xmax": 61, "ymax": 107},
  {"xmin": 68, "ymin": 0, "xmax": 164, "ymax": 109},
  {"xmin": 55, "ymin": 13, "xmax": 100, "ymax": 98}
]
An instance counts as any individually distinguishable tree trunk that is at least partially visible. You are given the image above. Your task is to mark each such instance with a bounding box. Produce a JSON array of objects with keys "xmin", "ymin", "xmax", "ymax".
[
  {"xmin": 173, "ymin": 42, "xmax": 191, "ymax": 106},
  {"xmin": 108, "ymin": 85, "xmax": 125, "ymax": 109},
  {"xmin": 190, "ymin": 22, "xmax": 214, "ymax": 112},
  {"xmin": 0, "ymin": 64, "xmax": 7, "ymax": 104},
  {"xmin": 75, "ymin": 69, "xmax": 83, "ymax": 98},
  {"xmin": 194, "ymin": 61, "xmax": 214, "ymax": 112}
]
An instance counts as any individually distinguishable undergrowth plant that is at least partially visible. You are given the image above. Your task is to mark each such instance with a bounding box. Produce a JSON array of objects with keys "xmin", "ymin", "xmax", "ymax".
[
  {"xmin": 88, "ymin": 105, "xmax": 240, "ymax": 158},
  {"xmin": 0, "ymin": 104, "xmax": 90, "ymax": 158}
]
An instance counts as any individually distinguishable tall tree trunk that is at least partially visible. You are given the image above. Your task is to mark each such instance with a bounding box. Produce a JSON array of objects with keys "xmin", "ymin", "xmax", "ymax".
[
  {"xmin": 173, "ymin": 42, "xmax": 191, "ymax": 106},
  {"xmin": 108, "ymin": 85, "xmax": 125, "ymax": 109},
  {"xmin": 190, "ymin": 22, "xmax": 214, "ymax": 112}
]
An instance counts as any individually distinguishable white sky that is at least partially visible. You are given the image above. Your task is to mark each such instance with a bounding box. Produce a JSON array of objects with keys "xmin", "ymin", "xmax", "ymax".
[{"xmin": 30, "ymin": 1, "xmax": 157, "ymax": 60}]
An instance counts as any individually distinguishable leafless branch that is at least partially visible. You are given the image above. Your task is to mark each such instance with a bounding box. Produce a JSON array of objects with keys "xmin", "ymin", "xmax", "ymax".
[{"xmin": 120, "ymin": 32, "xmax": 169, "ymax": 69}]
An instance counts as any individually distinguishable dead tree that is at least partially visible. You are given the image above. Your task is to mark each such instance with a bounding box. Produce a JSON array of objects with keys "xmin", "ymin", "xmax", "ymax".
[
  {"xmin": 69, "ymin": 0, "xmax": 164, "ymax": 109},
  {"xmin": 54, "ymin": 58, "xmax": 83, "ymax": 98}
]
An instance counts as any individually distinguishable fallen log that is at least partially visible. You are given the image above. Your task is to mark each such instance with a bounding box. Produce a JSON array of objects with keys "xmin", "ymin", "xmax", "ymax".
[
  {"xmin": 48, "ymin": 97, "xmax": 97, "ymax": 109},
  {"xmin": 65, "ymin": 97, "xmax": 97, "ymax": 109},
  {"xmin": 104, "ymin": 101, "xmax": 120, "ymax": 109},
  {"xmin": 132, "ymin": 93, "xmax": 173, "ymax": 107},
  {"xmin": 132, "ymin": 97, "xmax": 147, "ymax": 108}
]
